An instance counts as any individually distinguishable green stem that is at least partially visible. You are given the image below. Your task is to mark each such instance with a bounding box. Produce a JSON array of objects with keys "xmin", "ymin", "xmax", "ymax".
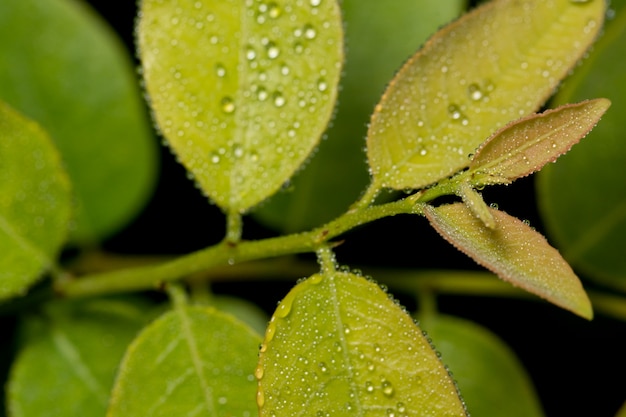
[{"xmin": 57, "ymin": 196, "xmax": 424, "ymax": 298}]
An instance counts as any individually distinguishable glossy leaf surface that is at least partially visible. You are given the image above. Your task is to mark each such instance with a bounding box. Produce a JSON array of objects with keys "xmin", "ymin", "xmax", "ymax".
[
  {"xmin": 8, "ymin": 299, "xmax": 151, "ymax": 417},
  {"xmin": 419, "ymin": 315, "xmax": 544, "ymax": 417},
  {"xmin": 257, "ymin": 272, "xmax": 467, "ymax": 416},
  {"xmin": 424, "ymin": 203, "xmax": 592, "ymax": 319},
  {"xmin": 108, "ymin": 306, "xmax": 261, "ymax": 417},
  {"xmin": 254, "ymin": 0, "xmax": 464, "ymax": 232},
  {"xmin": 367, "ymin": 0, "xmax": 605, "ymax": 191},
  {"xmin": 0, "ymin": 0, "xmax": 158, "ymax": 244},
  {"xmin": 0, "ymin": 102, "xmax": 71, "ymax": 299},
  {"xmin": 469, "ymin": 99, "xmax": 610, "ymax": 185},
  {"xmin": 138, "ymin": 0, "xmax": 343, "ymax": 213},
  {"xmin": 537, "ymin": 7, "xmax": 626, "ymax": 287}
]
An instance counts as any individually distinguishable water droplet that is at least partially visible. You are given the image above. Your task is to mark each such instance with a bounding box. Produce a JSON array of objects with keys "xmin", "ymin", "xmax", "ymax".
[
  {"xmin": 210, "ymin": 152, "xmax": 221, "ymax": 164},
  {"xmin": 257, "ymin": 86, "xmax": 269, "ymax": 101},
  {"xmin": 266, "ymin": 42, "xmax": 280, "ymax": 59},
  {"xmin": 273, "ymin": 91, "xmax": 286, "ymax": 107},
  {"xmin": 382, "ymin": 380, "xmax": 394, "ymax": 397},
  {"xmin": 310, "ymin": 0, "xmax": 321, "ymax": 6},
  {"xmin": 218, "ymin": 397, "xmax": 227, "ymax": 405},
  {"xmin": 268, "ymin": 2, "xmax": 282, "ymax": 18},
  {"xmin": 256, "ymin": 389, "xmax": 265, "ymax": 407},
  {"xmin": 280, "ymin": 64, "xmax": 290, "ymax": 75},
  {"xmin": 303, "ymin": 24, "xmax": 317, "ymax": 39},
  {"xmin": 215, "ymin": 63, "xmax": 226, "ymax": 77},
  {"xmin": 468, "ymin": 83, "xmax": 483, "ymax": 101},
  {"xmin": 233, "ymin": 144, "xmax": 244, "ymax": 158},
  {"xmin": 246, "ymin": 46, "xmax": 257, "ymax": 60},
  {"xmin": 489, "ymin": 203, "xmax": 499, "ymax": 210},
  {"xmin": 387, "ymin": 409, "xmax": 396, "ymax": 417},
  {"xmin": 343, "ymin": 325, "xmax": 351, "ymax": 335},
  {"xmin": 448, "ymin": 104, "xmax": 463, "ymax": 120},
  {"xmin": 317, "ymin": 78, "xmax": 328, "ymax": 92},
  {"xmin": 397, "ymin": 403, "xmax": 406, "ymax": 413},
  {"xmin": 275, "ymin": 298, "xmax": 292, "ymax": 318},
  {"xmin": 221, "ymin": 96, "xmax": 235, "ymax": 113},
  {"xmin": 365, "ymin": 381, "xmax": 374, "ymax": 393},
  {"xmin": 318, "ymin": 362, "xmax": 328, "ymax": 373},
  {"xmin": 294, "ymin": 42, "xmax": 304, "ymax": 54}
]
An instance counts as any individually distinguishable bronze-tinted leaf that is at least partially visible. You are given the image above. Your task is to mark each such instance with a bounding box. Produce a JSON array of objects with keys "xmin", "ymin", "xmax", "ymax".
[
  {"xmin": 424, "ymin": 203, "xmax": 592, "ymax": 319},
  {"xmin": 469, "ymin": 99, "xmax": 610, "ymax": 185}
]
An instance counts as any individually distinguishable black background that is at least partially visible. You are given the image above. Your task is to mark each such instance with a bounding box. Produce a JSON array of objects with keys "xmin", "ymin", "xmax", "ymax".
[{"xmin": 67, "ymin": 1, "xmax": 626, "ymax": 416}]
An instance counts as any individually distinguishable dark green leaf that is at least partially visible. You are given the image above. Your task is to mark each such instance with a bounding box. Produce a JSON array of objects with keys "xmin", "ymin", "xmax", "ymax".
[
  {"xmin": 108, "ymin": 306, "xmax": 261, "ymax": 417},
  {"xmin": 0, "ymin": 0, "xmax": 158, "ymax": 244},
  {"xmin": 419, "ymin": 315, "xmax": 545, "ymax": 417},
  {"xmin": 257, "ymin": 272, "xmax": 468, "ymax": 416},
  {"xmin": 138, "ymin": 0, "xmax": 343, "ymax": 214},
  {"xmin": 7, "ymin": 298, "xmax": 151, "ymax": 417},
  {"xmin": 537, "ymin": 8, "xmax": 626, "ymax": 288},
  {"xmin": 0, "ymin": 101, "xmax": 71, "ymax": 300}
]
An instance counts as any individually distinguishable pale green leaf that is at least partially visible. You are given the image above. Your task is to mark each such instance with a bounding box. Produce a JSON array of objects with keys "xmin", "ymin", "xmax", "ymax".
[
  {"xmin": 469, "ymin": 99, "xmax": 610, "ymax": 185},
  {"xmin": 424, "ymin": 203, "xmax": 592, "ymax": 319},
  {"xmin": 253, "ymin": 0, "xmax": 465, "ymax": 232},
  {"xmin": 211, "ymin": 295, "xmax": 269, "ymax": 336},
  {"xmin": 537, "ymin": 7, "xmax": 626, "ymax": 288},
  {"xmin": 419, "ymin": 315, "xmax": 545, "ymax": 417},
  {"xmin": 107, "ymin": 306, "xmax": 261, "ymax": 417},
  {"xmin": 367, "ymin": 0, "xmax": 605, "ymax": 190},
  {"xmin": 257, "ymin": 272, "xmax": 468, "ymax": 416},
  {"xmin": 0, "ymin": 0, "xmax": 158, "ymax": 244},
  {"xmin": 616, "ymin": 400, "xmax": 626, "ymax": 417},
  {"xmin": 138, "ymin": 0, "xmax": 343, "ymax": 213},
  {"xmin": 7, "ymin": 298, "xmax": 151, "ymax": 417},
  {"xmin": 0, "ymin": 101, "xmax": 71, "ymax": 300}
]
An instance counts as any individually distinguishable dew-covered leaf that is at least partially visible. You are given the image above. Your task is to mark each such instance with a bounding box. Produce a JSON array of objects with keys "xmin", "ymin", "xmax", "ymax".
[
  {"xmin": 253, "ymin": 0, "xmax": 464, "ymax": 232},
  {"xmin": 537, "ymin": 6, "xmax": 626, "ymax": 288},
  {"xmin": 419, "ymin": 315, "xmax": 545, "ymax": 417},
  {"xmin": 0, "ymin": 101, "xmax": 71, "ymax": 300},
  {"xmin": 0, "ymin": 0, "xmax": 158, "ymax": 244},
  {"xmin": 367, "ymin": 0, "xmax": 605, "ymax": 191},
  {"xmin": 7, "ymin": 298, "xmax": 152, "ymax": 417},
  {"xmin": 108, "ymin": 306, "xmax": 261, "ymax": 417},
  {"xmin": 138, "ymin": 0, "xmax": 343, "ymax": 214},
  {"xmin": 257, "ymin": 272, "xmax": 468, "ymax": 416},
  {"xmin": 424, "ymin": 203, "xmax": 592, "ymax": 319},
  {"xmin": 469, "ymin": 99, "xmax": 610, "ymax": 185}
]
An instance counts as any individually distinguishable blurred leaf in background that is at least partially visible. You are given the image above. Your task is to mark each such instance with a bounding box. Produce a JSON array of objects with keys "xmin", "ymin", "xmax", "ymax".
[
  {"xmin": 0, "ymin": 0, "xmax": 158, "ymax": 245},
  {"xmin": 537, "ymin": 0, "xmax": 626, "ymax": 290}
]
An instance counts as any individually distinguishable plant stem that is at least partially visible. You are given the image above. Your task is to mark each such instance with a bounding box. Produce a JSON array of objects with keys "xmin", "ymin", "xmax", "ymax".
[{"xmin": 57, "ymin": 196, "xmax": 424, "ymax": 298}]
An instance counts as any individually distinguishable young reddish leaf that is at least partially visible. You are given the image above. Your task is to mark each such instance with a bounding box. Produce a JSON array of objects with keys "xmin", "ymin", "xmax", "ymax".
[
  {"xmin": 424, "ymin": 203, "xmax": 592, "ymax": 319},
  {"xmin": 366, "ymin": 0, "xmax": 605, "ymax": 191},
  {"xmin": 257, "ymin": 272, "xmax": 468, "ymax": 417},
  {"xmin": 469, "ymin": 99, "xmax": 610, "ymax": 185}
]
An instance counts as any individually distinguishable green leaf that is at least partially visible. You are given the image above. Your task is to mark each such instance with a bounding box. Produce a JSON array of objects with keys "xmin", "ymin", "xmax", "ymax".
[
  {"xmin": 537, "ymin": 8, "xmax": 626, "ymax": 288},
  {"xmin": 257, "ymin": 272, "xmax": 468, "ymax": 416},
  {"xmin": 0, "ymin": 0, "xmax": 158, "ymax": 244},
  {"xmin": 253, "ymin": 0, "xmax": 465, "ymax": 232},
  {"xmin": 108, "ymin": 306, "xmax": 261, "ymax": 417},
  {"xmin": 0, "ymin": 101, "xmax": 71, "ymax": 300},
  {"xmin": 424, "ymin": 203, "xmax": 592, "ymax": 319},
  {"xmin": 7, "ymin": 298, "xmax": 151, "ymax": 417},
  {"xmin": 138, "ymin": 0, "xmax": 343, "ymax": 214},
  {"xmin": 616, "ymin": 400, "xmax": 626, "ymax": 417},
  {"xmin": 419, "ymin": 315, "xmax": 545, "ymax": 417},
  {"xmin": 366, "ymin": 0, "xmax": 605, "ymax": 191},
  {"xmin": 469, "ymin": 99, "xmax": 610, "ymax": 185},
  {"xmin": 211, "ymin": 295, "xmax": 269, "ymax": 336}
]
